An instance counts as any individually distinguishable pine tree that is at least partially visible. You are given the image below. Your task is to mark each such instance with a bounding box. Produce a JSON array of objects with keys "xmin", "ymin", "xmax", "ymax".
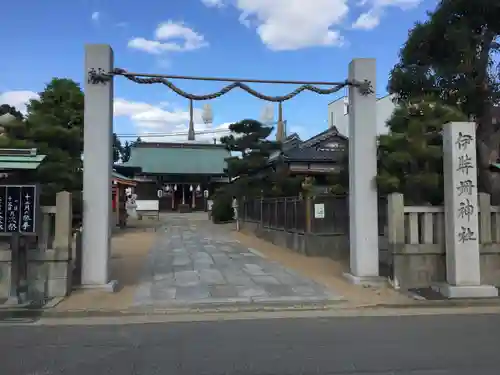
[
  {"xmin": 121, "ymin": 141, "xmax": 132, "ymax": 162},
  {"xmin": 388, "ymin": 0, "xmax": 500, "ymax": 197},
  {"xmin": 220, "ymin": 119, "xmax": 281, "ymax": 198},
  {"xmin": 376, "ymin": 99, "xmax": 467, "ymax": 205}
]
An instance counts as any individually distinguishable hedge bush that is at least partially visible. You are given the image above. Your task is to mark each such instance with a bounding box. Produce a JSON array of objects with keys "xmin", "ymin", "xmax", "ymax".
[{"xmin": 211, "ymin": 193, "xmax": 234, "ymax": 223}]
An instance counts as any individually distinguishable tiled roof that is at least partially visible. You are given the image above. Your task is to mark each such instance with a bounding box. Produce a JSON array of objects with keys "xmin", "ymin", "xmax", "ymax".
[
  {"xmin": 283, "ymin": 127, "xmax": 347, "ymax": 162},
  {"xmin": 121, "ymin": 143, "xmax": 230, "ymax": 175},
  {"xmin": 282, "ymin": 133, "xmax": 302, "ymax": 151}
]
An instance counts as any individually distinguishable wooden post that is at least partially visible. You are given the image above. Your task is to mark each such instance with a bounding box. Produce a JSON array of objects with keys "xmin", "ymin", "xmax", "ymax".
[
  {"xmin": 262, "ymin": 198, "xmax": 265, "ymax": 225},
  {"xmin": 284, "ymin": 198, "xmax": 287, "ymax": 230},
  {"xmin": 305, "ymin": 195, "xmax": 312, "ymax": 233},
  {"xmin": 9, "ymin": 233, "xmax": 20, "ymax": 301},
  {"xmin": 274, "ymin": 198, "xmax": 278, "ymax": 228},
  {"xmin": 172, "ymin": 188, "xmax": 175, "ymax": 210}
]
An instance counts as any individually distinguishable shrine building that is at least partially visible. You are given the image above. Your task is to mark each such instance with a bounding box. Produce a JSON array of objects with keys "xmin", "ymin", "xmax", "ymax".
[{"xmin": 118, "ymin": 142, "xmax": 230, "ymax": 212}]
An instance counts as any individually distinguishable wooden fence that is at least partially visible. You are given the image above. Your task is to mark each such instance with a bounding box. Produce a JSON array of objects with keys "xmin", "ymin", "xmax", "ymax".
[
  {"xmin": 241, "ymin": 195, "xmax": 349, "ymax": 235},
  {"xmin": 241, "ymin": 197, "xmax": 306, "ymax": 232}
]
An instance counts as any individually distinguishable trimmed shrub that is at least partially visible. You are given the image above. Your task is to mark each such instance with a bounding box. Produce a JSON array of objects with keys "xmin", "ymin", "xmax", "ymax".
[{"xmin": 211, "ymin": 193, "xmax": 234, "ymax": 223}]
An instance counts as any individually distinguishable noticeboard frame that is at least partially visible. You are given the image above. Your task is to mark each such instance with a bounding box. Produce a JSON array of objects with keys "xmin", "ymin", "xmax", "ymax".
[{"xmin": 0, "ymin": 184, "xmax": 40, "ymax": 237}]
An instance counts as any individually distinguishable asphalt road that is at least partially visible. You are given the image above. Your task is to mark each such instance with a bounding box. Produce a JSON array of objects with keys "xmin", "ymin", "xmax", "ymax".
[{"xmin": 1, "ymin": 313, "xmax": 499, "ymax": 374}]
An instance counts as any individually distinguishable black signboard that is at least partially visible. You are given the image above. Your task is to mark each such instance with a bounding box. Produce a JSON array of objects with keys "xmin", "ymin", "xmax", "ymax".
[{"xmin": 0, "ymin": 185, "xmax": 38, "ymax": 235}]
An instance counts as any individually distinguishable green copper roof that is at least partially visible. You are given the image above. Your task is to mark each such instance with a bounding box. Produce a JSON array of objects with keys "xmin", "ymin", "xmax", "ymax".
[
  {"xmin": 0, "ymin": 154, "xmax": 46, "ymax": 170},
  {"xmin": 123, "ymin": 144, "xmax": 230, "ymax": 175}
]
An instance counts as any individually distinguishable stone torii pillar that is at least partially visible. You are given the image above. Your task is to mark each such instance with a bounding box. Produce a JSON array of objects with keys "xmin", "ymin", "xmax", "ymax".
[
  {"xmin": 343, "ymin": 58, "xmax": 383, "ymax": 285},
  {"xmin": 82, "ymin": 44, "xmax": 117, "ymax": 291}
]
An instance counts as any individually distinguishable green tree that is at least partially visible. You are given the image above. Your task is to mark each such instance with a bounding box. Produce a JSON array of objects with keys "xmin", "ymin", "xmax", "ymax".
[
  {"xmin": 0, "ymin": 104, "xmax": 31, "ymax": 148},
  {"xmin": 220, "ymin": 119, "xmax": 281, "ymax": 198},
  {"xmin": 0, "ymin": 104, "xmax": 23, "ymax": 119},
  {"xmin": 388, "ymin": 0, "xmax": 500, "ymax": 196},
  {"xmin": 25, "ymin": 78, "xmax": 84, "ymax": 205},
  {"xmin": 376, "ymin": 100, "xmax": 467, "ymax": 205},
  {"xmin": 121, "ymin": 140, "xmax": 132, "ymax": 162},
  {"xmin": 267, "ymin": 161, "xmax": 304, "ymax": 197},
  {"xmin": 112, "ymin": 133, "xmax": 122, "ymax": 163}
]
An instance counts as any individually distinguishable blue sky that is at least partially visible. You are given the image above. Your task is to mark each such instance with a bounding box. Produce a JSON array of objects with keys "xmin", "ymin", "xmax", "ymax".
[{"xmin": 0, "ymin": 0, "xmax": 437, "ymax": 143}]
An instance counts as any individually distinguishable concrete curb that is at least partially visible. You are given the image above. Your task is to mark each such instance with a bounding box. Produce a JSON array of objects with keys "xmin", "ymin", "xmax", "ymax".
[
  {"xmin": 0, "ymin": 298, "xmax": 347, "ymax": 319},
  {"xmin": 1, "ymin": 296, "xmax": 500, "ymax": 320},
  {"xmin": 365, "ymin": 298, "xmax": 500, "ymax": 309}
]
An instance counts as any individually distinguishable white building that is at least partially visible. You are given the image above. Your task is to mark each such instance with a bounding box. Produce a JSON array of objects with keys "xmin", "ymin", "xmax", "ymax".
[{"xmin": 328, "ymin": 94, "xmax": 396, "ymax": 136}]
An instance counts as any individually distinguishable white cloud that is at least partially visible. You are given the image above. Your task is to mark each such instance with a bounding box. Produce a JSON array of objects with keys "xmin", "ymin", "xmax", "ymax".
[
  {"xmin": 91, "ymin": 11, "xmax": 100, "ymax": 22},
  {"xmin": 373, "ymin": 0, "xmax": 422, "ymax": 9},
  {"xmin": 0, "ymin": 90, "xmax": 39, "ymax": 114},
  {"xmin": 128, "ymin": 21, "xmax": 208, "ymax": 54},
  {"xmin": 352, "ymin": 0, "xmax": 422, "ymax": 30},
  {"xmin": 202, "ymin": 0, "xmax": 348, "ymax": 50},
  {"xmin": 114, "ymin": 98, "xmax": 231, "ymax": 143},
  {"xmin": 202, "ymin": 0, "xmax": 423, "ymax": 43},
  {"xmin": 351, "ymin": 10, "xmax": 380, "ymax": 30},
  {"xmin": 201, "ymin": 0, "xmax": 225, "ymax": 7},
  {"xmin": 0, "ymin": 92, "xmax": 230, "ymax": 143}
]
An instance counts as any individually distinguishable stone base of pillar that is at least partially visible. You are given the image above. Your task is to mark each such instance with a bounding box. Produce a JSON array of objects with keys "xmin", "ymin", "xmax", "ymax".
[
  {"xmin": 78, "ymin": 280, "xmax": 119, "ymax": 293},
  {"xmin": 343, "ymin": 273, "xmax": 387, "ymax": 287},
  {"xmin": 433, "ymin": 284, "xmax": 498, "ymax": 299}
]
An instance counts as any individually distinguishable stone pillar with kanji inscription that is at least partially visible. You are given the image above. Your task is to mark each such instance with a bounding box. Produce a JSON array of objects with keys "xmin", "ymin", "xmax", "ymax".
[{"xmin": 439, "ymin": 122, "xmax": 498, "ymax": 298}]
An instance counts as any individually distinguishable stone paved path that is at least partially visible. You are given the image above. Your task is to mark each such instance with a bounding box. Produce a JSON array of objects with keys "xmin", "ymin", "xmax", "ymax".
[{"xmin": 134, "ymin": 214, "xmax": 342, "ymax": 307}]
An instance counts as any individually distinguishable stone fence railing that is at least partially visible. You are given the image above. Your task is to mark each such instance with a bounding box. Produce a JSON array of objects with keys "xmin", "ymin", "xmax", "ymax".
[
  {"xmin": 383, "ymin": 193, "xmax": 500, "ymax": 289},
  {"xmin": 0, "ymin": 191, "xmax": 75, "ymax": 301}
]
